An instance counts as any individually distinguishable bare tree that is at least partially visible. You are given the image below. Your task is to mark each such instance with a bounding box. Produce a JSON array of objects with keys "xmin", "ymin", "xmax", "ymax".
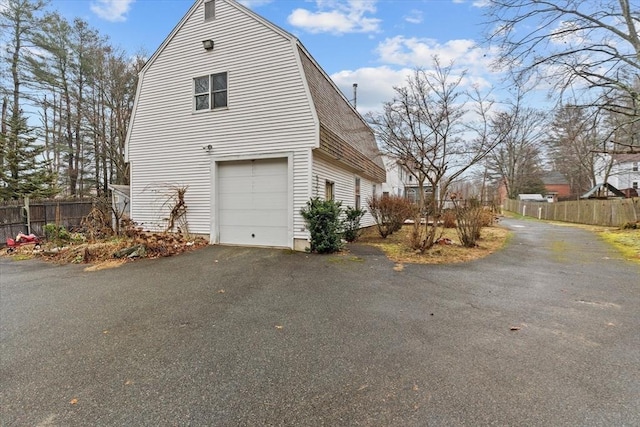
[
  {"xmin": 368, "ymin": 58, "xmax": 502, "ymax": 251},
  {"xmin": 485, "ymin": 0, "xmax": 640, "ymax": 153},
  {"xmin": 486, "ymin": 93, "xmax": 548, "ymax": 199},
  {"xmin": 546, "ymin": 104, "xmax": 606, "ymax": 194}
]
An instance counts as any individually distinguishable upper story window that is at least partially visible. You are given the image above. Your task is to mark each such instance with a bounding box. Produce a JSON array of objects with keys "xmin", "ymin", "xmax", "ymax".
[
  {"xmin": 204, "ymin": 0, "xmax": 215, "ymax": 21},
  {"xmin": 633, "ymin": 162, "xmax": 638, "ymax": 172},
  {"xmin": 194, "ymin": 72, "xmax": 227, "ymax": 111}
]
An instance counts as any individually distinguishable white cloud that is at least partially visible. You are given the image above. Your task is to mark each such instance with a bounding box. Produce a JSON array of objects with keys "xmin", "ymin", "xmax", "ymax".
[
  {"xmin": 404, "ymin": 9, "xmax": 423, "ymax": 24},
  {"xmin": 331, "ymin": 66, "xmax": 413, "ymax": 113},
  {"xmin": 238, "ymin": 0, "xmax": 273, "ymax": 7},
  {"xmin": 328, "ymin": 37, "xmax": 506, "ymax": 114},
  {"xmin": 90, "ymin": 0, "xmax": 134, "ymax": 22},
  {"xmin": 549, "ymin": 20, "xmax": 587, "ymax": 46},
  {"xmin": 375, "ymin": 36, "xmax": 498, "ymax": 75},
  {"xmin": 287, "ymin": 0, "xmax": 381, "ymax": 34},
  {"xmin": 472, "ymin": 0, "xmax": 491, "ymax": 7}
]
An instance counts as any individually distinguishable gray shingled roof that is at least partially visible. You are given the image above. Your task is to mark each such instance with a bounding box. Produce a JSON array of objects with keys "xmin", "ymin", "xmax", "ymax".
[{"xmin": 297, "ymin": 46, "xmax": 385, "ymax": 183}]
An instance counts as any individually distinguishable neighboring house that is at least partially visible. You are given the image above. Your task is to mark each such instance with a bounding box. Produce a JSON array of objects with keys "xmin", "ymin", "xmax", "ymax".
[
  {"xmin": 597, "ymin": 153, "xmax": 640, "ymax": 193},
  {"xmin": 541, "ymin": 171, "xmax": 571, "ymax": 200},
  {"xmin": 379, "ymin": 155, "xmax": 408, "ymax": 197},
  {"xmin": 125, "ymin": 0, "xmax": 385, "ymax": 250},
  {"xmin": 378, "ymin": 155, "xmax": 436, "ymax": 203}
]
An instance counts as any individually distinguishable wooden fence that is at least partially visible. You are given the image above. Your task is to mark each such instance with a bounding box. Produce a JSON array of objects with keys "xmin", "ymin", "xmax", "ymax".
[
  {"xmin": 503, "ymin": 197, "xmax": 639, "ymax": 227},
  {"xmin": 0, "ymin": 199, "xmax": 94, "ymax": 242}
]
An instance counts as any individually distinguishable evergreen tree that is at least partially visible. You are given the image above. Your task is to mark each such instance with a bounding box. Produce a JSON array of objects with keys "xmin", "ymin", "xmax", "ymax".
[
  {"xmin": 0, "ymin": 108, "xmax": 55, "ymax": 199},
  {"xmin": 0, "ymin": 0, "xmax": 55, "ymax": 200}
]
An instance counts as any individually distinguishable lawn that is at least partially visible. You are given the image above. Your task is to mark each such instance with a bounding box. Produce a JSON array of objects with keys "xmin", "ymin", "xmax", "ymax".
[{"xmin": 357, "ymin": 223, "xmax": 511, "ymax": 264}]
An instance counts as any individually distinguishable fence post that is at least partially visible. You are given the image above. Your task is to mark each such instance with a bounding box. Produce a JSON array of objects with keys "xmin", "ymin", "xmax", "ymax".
[{"xmin": 24, "ymin": 197, "xmax": 31, "ymax": 234}]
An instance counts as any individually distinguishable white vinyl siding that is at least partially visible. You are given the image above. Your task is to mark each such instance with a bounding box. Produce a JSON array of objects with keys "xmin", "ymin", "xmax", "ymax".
[
  {"xmin": 312, "ymin": 154, "xmax": 377, "ymax": 228},
  {"xmin": 127, "ymin": 0, "xmax": 316, "ymax": 243}
]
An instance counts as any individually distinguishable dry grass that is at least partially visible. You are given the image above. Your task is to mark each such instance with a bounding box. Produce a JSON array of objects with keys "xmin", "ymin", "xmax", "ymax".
[{"xmin": 358, "ymin": 224, "xmax": 511, "ymax": 264}]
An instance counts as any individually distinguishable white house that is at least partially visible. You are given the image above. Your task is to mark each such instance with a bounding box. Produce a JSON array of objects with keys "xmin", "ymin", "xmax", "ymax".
[
  {"xmin": 378, "ymin": 155, "xmax": 437, "ymax": 203},
  {"xmin": 379, "ymin": 155, "xmax": 408, "ymax": 197},
  {"xmin": 595, "ymin": 153, "xmax": 640, "ymax": 193},
  {"xmin": 125, "ymin": 0, "xmax": 385, "ymax": 250}
]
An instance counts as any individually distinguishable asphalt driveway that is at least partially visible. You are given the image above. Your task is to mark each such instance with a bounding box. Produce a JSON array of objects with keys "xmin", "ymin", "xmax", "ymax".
[{"xmin": 1, "ymin": 218, "xmax": 639, "ymax": 426}]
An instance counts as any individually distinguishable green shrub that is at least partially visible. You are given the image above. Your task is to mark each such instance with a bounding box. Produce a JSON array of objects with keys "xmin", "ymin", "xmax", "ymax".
[
  {"xmin": 342, "ymin": 206, "xmax": 366, "ymax": 242},
  {"xmin": 367, "ymin": 194, "xmax": 415, "ymax": 238},
  {"xmin": 300, "ymin": 198, "xmax": 343, "ymax": 253},
  {"xmin": 43, "ymin": 223, "xmax": 71, "ymax": 244}
]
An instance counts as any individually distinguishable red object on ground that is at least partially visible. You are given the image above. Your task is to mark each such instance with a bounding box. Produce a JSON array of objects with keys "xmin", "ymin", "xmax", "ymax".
[{"xmin": 6, "ymin": 233, "xmax": 41, "ymax": 252}]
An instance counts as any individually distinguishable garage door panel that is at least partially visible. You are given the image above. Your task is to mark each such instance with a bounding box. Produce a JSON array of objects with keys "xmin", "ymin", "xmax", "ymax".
[
  {"xmin": 218, "ymin": 176, "xmax": 252, "ymax": 193},
  {"xmin": 252, "ymin": 176, "xmax": 287, "ymax": 192},
  {"xmin": 252, "ymin": 159, "xmax": 287, "ymax": 175},
  {"xmin": 218, "ymin": 158, "xmax": 288, "ymax": 247},
  {"xmin": 219, "ymin": 226, "xmax": 288, "ymax": 246},
  {"xmin": 253, "ymin": 192, "xmax": 287, "ymax": 208},
  {"xmin": 218, "ymin": 162, "xmax": 253, "ymax": 178},
  {"xmin": 219, "ymin": 209, "xmax": 254, "ymax": 225}
]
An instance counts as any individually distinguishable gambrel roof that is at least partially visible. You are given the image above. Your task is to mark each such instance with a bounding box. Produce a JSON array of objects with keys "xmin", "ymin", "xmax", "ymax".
[
  {"xmin": 297, "ymin": 46, "xmax": 385, "ymax": 182},
  {"xmin": 131, "ymin": 0, "xmax": 384, "ymax": 183}
]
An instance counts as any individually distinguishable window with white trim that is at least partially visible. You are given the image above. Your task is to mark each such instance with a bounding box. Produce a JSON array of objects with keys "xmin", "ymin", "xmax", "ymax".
[
  {"xmin": 355, "ymin": 177, "xmax": 361, "ymax": 209},
  {"xmin": 194, "ymin": 72, "xmax": 227, "ymax": 111},
  {"xmin": 633, "ymin": 182, "xmax": 638, "ymax": 189},
  {"xmin": 633, "ymin": 162, "xmax": 638, "ymax": 172}
]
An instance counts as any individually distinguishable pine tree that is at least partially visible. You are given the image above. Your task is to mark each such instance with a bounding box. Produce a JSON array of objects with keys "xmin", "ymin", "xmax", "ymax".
[{"xmin": 0, "ymin": 0, "xmax": 55, "ymax": 200}]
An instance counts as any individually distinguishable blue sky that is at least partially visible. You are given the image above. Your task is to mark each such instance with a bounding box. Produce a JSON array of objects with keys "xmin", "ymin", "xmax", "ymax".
[{"xmin": 52, "ymin": 0, "xmax": 503, "ymax": 113}]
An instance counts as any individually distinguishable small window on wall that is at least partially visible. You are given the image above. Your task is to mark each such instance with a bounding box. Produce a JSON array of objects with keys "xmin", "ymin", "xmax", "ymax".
[
  {"xmin": 633, "ymin": 182, "xmax": 638, "ymax": 189},
  {"xmin": 372, "ymin": 184, "xmax": 377, "ymax": 197},
  {"xmin": 325, "ymin": 181, "xmax": 334, "ymax": 201},
  {"xmin": 355, "ymin": 177, "xmax": 361, "ymax": 209},
  {"xmin": 204, "ymin": 0, "xmax": 215, "ymax": 21},
  {"xmin": 194, "ymin": 72, "xmax": 228, "ymax": 111},
  {"xmin": 633, "ymin": 162, "xmax": 638, "ymax": 172}
]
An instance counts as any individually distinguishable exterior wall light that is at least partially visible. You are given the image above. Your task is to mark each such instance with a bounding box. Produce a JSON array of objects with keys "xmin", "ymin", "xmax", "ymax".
[{"xmin": 202, "ymin": 39, "xmax": 214, "ymax": 50}]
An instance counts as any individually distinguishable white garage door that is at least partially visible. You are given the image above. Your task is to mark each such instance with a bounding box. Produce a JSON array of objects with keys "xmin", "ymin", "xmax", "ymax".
[{"xmin": 218, "ymin": 158, "xmax": 289, "ymax": 247}]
